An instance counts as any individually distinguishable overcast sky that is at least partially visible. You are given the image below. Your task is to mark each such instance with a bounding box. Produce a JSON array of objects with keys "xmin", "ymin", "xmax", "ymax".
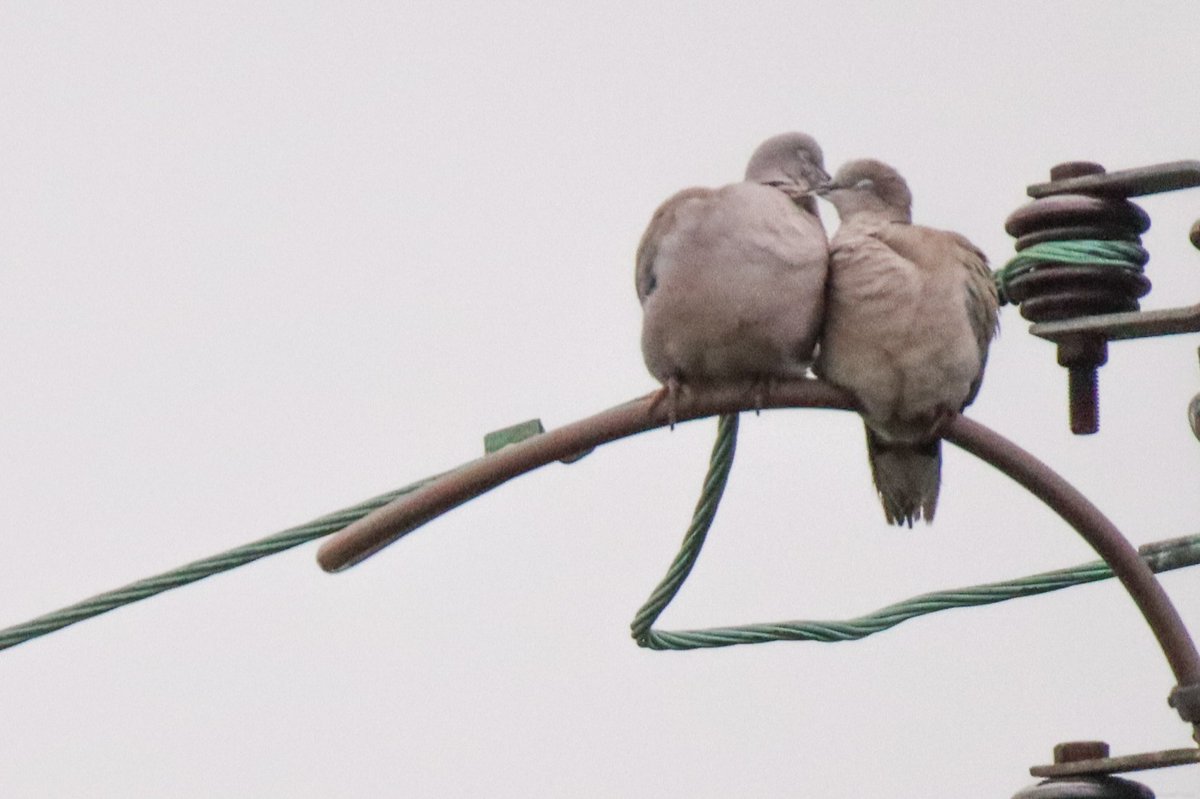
[{"xmin": 2, "ymin": 2, "xmax": 1199, "ymax": 797}]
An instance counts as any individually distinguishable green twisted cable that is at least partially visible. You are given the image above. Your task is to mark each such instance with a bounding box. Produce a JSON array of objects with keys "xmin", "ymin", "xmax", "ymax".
[
  {"xmin": 1, "ymin": 414, "xmax": 1197, "ymax": 654},
  {"xmin": 0, "ymin": 474, "xmax": 445, "ymax": 651},
  {"xmin": 632, "ymin": 413, "xmax": 1200, "ymax": 650},
  {"xmin": 994, "ymin": 239, "xmax": 1148, "ymax": 304},
  {"xmin": 631, "ymin": 413, "xmax": 739, "ymax": 647}
]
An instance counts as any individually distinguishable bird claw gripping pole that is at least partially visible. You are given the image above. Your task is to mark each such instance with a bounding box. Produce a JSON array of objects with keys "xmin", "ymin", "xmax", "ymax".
[{"xmin": 998, "ymin": 160, "xmax": 1200, "ymax": 435}]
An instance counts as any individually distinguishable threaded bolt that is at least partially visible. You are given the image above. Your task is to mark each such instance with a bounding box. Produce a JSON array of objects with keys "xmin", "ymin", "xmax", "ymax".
[
  {"xmin": 1057, "ymin": 335, "xmax": 1108, "ymax": 436},
  {"xmin": 1067, "ymin": 367, "xmax": 1100, "ymax": 435}
]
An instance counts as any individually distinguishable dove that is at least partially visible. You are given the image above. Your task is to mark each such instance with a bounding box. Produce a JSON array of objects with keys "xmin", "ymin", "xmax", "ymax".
[
  {"xmin": 814, "ymin": 159, "xmax": 999, "ymax": 526},
  {"xmin": 636, "ymin": 133, "xmax": 830, "ymax": 418}
]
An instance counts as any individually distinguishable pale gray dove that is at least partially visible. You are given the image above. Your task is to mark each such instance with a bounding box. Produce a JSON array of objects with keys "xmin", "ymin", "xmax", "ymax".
[
  {"xmin": 814, "ymin": 159, "xmax": 999, "ymax": 527},
  {"xmin": 637, "ymin": 133, "xmax": 830, "ymax": 417}
]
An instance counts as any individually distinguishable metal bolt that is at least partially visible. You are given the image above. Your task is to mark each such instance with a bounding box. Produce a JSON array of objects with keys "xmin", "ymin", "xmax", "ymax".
[
  {"xmin": 1067, "ymin": 367, "xmax": 1099, "ymax": 434},
  {"xmin": 1053, "ymin": 740, "xmax": 1111, "ymax": 763},
  {"xmin": 1049, "ymin": 161, "xmax": 1106, "ymax": 182},
  {"xmin": 1057, "ymin": 335, "xmax": 1109, "ymax": 434}
]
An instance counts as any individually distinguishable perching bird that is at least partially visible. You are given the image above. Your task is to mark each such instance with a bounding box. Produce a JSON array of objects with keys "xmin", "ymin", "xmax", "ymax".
[
  {"xmin": 814, "ymin": 159, "xmax": 999, "ymax": 527},
  {"xmin": 637, "ymin": 133, "xmax": 830, "ymax": 417}
]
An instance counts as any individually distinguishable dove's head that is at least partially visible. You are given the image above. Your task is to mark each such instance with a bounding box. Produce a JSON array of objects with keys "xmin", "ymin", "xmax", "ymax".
[
  {"xmin": 744, "ymin": 133, "xmax": 830, "ymax": 205},
  {"xmin": 817, "ymin": 159, "xmax": 913, "ymax": 223}
]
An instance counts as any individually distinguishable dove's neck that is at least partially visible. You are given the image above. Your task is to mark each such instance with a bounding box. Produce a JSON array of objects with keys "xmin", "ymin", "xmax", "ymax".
[
  {"xmin": 838, "ymin": 206, "xmax": 911, "ymax": 226},
  {"xmin": 828, "ymin": 190, "xmax": 911, "ymax": 224}
]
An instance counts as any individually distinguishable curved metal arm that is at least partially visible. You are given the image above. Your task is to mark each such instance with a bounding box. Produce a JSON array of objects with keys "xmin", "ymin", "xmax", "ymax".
[
  {"xmin": 317, "ymin": 380, "xmax": 851, "ymax": 569},
  {"xmin": 316, "ymin": 378, "xmax": 1200, "ymax": 734}
]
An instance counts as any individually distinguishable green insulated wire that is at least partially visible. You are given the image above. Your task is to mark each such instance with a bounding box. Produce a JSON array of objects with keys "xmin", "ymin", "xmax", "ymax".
[
  {"xmin": 1, "ymin": 413, "xmax": 1198, "ymax": 654},
  {"xmin": 994, "ymin": 239, "xmax": 1148, "ymax": 304},
  {"xmin": 0, "ymin": 474, "xmax": 446, "ymax": 651},
  {"xmin": 631, "ymin": 413, "xmax": 739, "ymax": 647},
  {"xmin": 632, "ymin": 414, "xmax": 1200, "ymax": 651}
]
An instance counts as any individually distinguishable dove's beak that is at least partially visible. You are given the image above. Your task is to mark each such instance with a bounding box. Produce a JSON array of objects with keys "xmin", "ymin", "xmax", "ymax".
[{"xmin": 808, "ymin": 180, "xmax": 835, "ymax": 197}]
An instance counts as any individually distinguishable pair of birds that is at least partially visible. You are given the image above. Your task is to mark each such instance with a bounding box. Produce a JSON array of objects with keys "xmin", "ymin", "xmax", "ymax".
[{"xmin": 636, "ymin": 132, "xmax": 1000, "ymax": 527}]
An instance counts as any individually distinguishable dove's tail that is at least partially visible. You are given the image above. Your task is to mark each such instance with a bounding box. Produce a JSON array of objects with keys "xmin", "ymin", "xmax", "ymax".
[{"xmin": 864, "ymin": 426, "xmax": 941, "ymax": 528}]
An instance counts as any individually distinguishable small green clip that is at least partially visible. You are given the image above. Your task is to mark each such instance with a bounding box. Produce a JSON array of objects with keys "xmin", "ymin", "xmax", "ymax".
[
  {"xmin": 484, "ymin": 419, "xmax": 546, "ymax": 454},
  {"xmin": 484, "ymin": 418, "xmax": 592, "ymax": 463}
]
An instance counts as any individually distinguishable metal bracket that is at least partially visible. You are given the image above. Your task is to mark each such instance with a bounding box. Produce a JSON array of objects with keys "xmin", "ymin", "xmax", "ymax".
[
  {"xmin": 1030, "ymin": 746, "xmax": 1200, "ymax": 779},
  {"xmin": 1027, "ymin": 159, "xmax": 1200, "ymax": 199},
  {"xmin": 1030, "ymin": 302, "xmax": 1200, "ymax": 343}
]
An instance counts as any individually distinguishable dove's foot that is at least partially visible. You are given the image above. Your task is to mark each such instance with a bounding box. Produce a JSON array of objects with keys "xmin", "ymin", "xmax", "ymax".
[
  {"xmin": 751, "ymin": 376, "xmax": 775, "ymax": 415},
  {"xmin": 930, "ymin": 406, "xmax": 958, "ymax": 437},
  {"xmin": 648, "ymin": 376, "xmax": 682, "ymax": 429}
]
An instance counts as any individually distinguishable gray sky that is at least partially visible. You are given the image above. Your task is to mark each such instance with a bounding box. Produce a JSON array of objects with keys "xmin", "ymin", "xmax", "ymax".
[{"xmin": 2, "ymin": 2, "xmax": 1199, "ymax": 796}]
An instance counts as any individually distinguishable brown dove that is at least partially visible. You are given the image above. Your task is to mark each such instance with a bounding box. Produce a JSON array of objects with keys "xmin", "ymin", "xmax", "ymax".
[
  {"xmin": 637, "ymin": 133, "xmax": 830, "ymax": 417},
  {"xmin": 814, "ymin": 159, "xmax": 999, "ymax": 526}
]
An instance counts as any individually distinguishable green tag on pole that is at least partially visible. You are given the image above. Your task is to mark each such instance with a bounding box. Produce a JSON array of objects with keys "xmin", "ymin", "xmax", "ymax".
[{"xmin": 483, "ymin": 419, "xmax": 546, "ymax": 454}]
